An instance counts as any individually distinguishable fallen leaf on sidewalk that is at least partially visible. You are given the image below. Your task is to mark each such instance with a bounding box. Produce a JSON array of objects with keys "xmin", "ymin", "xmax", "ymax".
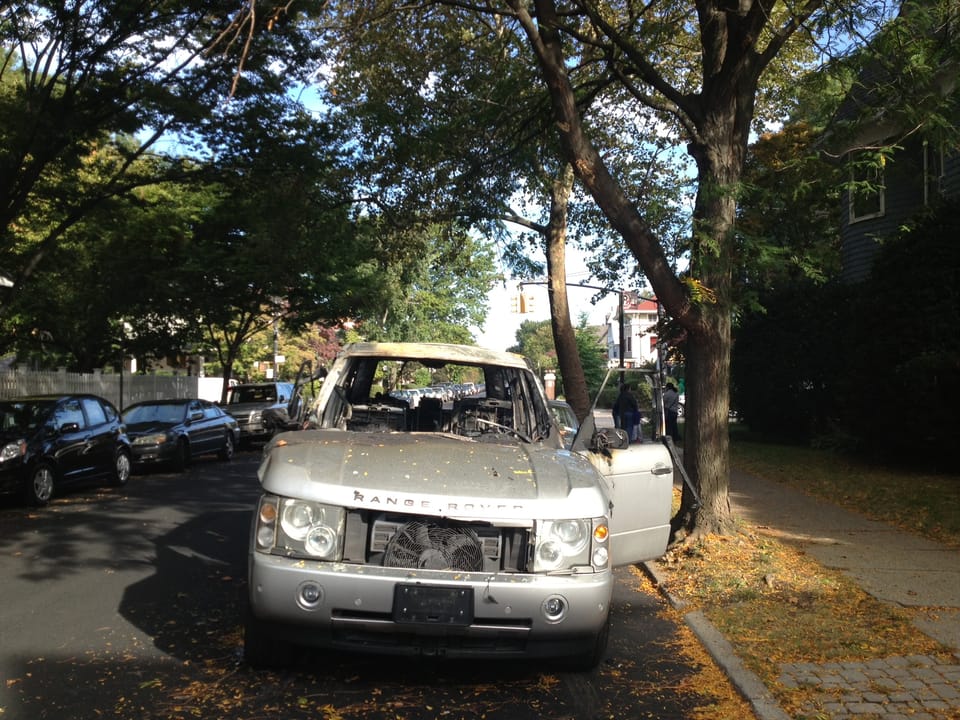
[{"xmin": 653, "ymin": 526, "xmax": 953, "ymax": 716}]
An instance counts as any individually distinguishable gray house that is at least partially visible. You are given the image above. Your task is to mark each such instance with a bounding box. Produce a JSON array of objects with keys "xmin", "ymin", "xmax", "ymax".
[
  {"xmin": 833, "ymin": 5, "xmax": 960, "ymax": 282},
  {"xmin": 840, "ymin": 137, "xmax": 960, "ymax": 282}
]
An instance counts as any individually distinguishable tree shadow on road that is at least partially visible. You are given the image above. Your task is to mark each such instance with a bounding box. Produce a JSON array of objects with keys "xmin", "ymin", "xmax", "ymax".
[{"xmin": 4, "ymin": 460, "xmax": 726, "ymax": 719}]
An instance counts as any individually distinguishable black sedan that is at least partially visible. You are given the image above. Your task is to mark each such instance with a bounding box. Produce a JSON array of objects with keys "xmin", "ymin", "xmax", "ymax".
[
  {"xmin": 122, "ymin": 399, "xmax": 239, "ymax": 471},
  {"xmin": 0, "ymin": 394, "xmax": 132, "ymax": 506}
]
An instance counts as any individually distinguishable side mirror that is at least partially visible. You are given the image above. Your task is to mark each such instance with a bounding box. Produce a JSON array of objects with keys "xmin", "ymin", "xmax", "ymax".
[
  {"xmin": 189, "ymin": 411, "xmax": 203, "ymax": 422},
  {"xmin": 590, "ymin": 427, "xmax": 629, "ymax": 452},
  {"xmin": 278, "ymin": 395, "xmax": 286, "ymax": 403}
]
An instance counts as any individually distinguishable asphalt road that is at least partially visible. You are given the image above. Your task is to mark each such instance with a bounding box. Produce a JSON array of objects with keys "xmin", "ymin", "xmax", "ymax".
[{"xmin": 0, "ymin": 450, "xmax": 717, "ymax": 720}]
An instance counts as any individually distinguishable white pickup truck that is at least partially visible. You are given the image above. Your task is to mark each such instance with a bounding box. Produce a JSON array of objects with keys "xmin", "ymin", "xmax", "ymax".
[{"xmin": 245, "ymin": 342, "xmax": 674, "ymax": 670}]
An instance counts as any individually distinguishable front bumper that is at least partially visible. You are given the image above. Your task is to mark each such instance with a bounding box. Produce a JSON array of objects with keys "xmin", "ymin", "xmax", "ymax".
[
  {"xmin": 248, "ymin": 553, "xmax": 612, "ymax": 659},
  {"xmin": 129, "ymin": 443, "xmax": 174, "ymax": 465},
  {"xmin": 0, "ymin": 463, "xmax": 26, "ymax": 494},
  {"xmin": 234, "ymin": 415, "xmax": 269, "ymax": 439}
]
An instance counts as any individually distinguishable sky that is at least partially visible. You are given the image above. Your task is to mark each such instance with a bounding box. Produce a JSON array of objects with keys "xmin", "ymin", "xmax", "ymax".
[{"xmin": 473, "ymin": 247, "xmax": 621, "ymax": 351}]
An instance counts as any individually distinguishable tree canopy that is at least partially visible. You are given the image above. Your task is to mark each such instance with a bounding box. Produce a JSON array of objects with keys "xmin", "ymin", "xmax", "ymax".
[{"xmin": 4, "ymin": 0, "xmax": 959, "ymax": 535}]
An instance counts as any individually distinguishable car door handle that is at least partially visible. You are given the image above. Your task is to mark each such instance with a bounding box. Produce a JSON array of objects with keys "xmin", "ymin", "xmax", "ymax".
[{"xmin": 652, "ymin": 463, "xmax": 672, "ymax": 475}]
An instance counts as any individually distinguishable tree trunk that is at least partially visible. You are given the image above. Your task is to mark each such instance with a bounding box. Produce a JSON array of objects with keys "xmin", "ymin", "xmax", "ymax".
[
  {"xmin": 679, "ymin": 308, "xmax": 735, "ymax": 536},
  {"xmin": 677, "ymin": 110, "xmax": 748, "ymax": 537},
  {"xmin": 513, "ymin": 0, "xmax": 751, "ymax": 536},
  {"xmin": 544, "ymin": 164, "xmax": 591, "ymax": 422}
]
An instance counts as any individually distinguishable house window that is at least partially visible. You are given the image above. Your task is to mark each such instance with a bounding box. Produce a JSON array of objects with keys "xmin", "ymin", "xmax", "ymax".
[{"xmin": 848, "ymin": 154, "xmax": 885, "ymax": 222}]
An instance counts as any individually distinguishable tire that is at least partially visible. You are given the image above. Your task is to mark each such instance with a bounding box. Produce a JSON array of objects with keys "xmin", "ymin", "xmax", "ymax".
[
  {"xmin": 561, "ymin": 615, "xmax": 610, "ymax": 672},
  {"xmin": 217, "ymin": 432, "xmax": 235, "ymax": 461},
  {"xmin": 244, "ymin": 615, "xmax": 293, "ymax": 669},
  {"xmin": 113, "ymin": 448, "xmax": 132, "ymax": 487},
  {"xmin": 24, "ymin": 462, "xmax": 56, "ymax": 506},
  {"xmin": 171, "ymin": 439, "xmax": 188, "ymax": 472}
]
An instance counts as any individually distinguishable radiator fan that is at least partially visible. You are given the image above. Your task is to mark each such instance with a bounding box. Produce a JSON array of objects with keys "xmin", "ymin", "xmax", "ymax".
[{"xmin": 383, "ymin": 521, "xmax": 484, "ymax": 571}]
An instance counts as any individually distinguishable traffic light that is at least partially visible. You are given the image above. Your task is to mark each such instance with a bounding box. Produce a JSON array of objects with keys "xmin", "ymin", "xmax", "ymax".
[
  {"xmin": 511, "ymin": 290, "xmax": 536, "ymax": 313},
  {"xmin": 523, "ymin": 292, "xmax": 534, "ymax": 313}
]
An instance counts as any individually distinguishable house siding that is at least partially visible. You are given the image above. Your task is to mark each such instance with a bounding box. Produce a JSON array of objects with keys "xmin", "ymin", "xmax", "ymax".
[
  {"xmin": 842, "ymin": 138, "xmax": 957, "ymax": 283},
  {"xmin": 943, "ymin": 153, "xmax": 960, "ymax": 197}
]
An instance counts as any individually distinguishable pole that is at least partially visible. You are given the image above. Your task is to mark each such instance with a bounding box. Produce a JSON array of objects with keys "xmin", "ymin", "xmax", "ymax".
[
  {"xmin": 618, "ymin": 290, "xmax": 625, "ymax": 388},
  {"xmin": 618, "ymin": 291, "xmax": 625, "ymax": 370}
]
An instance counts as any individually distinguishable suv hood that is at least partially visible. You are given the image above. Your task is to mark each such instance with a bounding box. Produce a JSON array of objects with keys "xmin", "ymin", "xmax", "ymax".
[
  {"xmin": 258, "ymin": 429, "xmax": 605, "ymax": 520},
  {"xmin": 227, "ymin": 400, "xmax": 280, "ymax": 414}
]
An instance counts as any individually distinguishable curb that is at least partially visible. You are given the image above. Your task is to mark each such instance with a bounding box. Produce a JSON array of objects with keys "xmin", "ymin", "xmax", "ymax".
[{"xmin": 640, "ymin": 561, "xmax": 792, "ymax": 720}]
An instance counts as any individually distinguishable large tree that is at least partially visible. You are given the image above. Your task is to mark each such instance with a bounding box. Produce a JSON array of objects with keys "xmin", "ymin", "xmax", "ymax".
[
  {"xmin": 323, "ymin": 3, "xmax": 619, "ymax": 420},
  {"xmin": 468, "ymin": 0, "xmax": 930, "ymax": 536},
  {"xmin": 360, "ymin": 223, "xmax": 501, "ymax": 344},
  {"xmin": 0, "ymin": 0, "xmax": 325, "ymax": 306}
]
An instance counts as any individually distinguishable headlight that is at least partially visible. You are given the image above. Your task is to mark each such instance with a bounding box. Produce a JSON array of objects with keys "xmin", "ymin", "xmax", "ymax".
[
  {"xmin": 0, "ymin": 440, "xmax": 26, "ymax": 463},
  {"xmin": 281, "ymin": 501, "xmax": 324, "ymax": 541},
  {"xmin": 250, "ymin": 411, "xmax": 262, "ymax": 422},
  {"xmin": 132, "ymin": 433, "xmax": 170, "ymax": 446},
  {"xmin": 255, "ymin": 494, "xmax": 344, "ymax": 561},
  {"xmin": 534, "ymin": 518, "xmax": 608, "ymax": 572}
]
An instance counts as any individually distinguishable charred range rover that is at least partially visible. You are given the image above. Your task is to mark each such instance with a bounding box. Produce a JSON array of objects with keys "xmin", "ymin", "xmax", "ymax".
[{"xmin": 246, "ymin": 343, "xmax": 674, "ymax": 669}]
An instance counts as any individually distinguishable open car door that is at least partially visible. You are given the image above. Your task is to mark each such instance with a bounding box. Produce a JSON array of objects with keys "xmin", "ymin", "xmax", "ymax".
[{"xmin": 572, "ymin": 369, "xmax": 675, "ymax": 566}]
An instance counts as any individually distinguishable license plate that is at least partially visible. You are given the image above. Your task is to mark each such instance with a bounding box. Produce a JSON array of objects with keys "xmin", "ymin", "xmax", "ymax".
[{"xmin": 393, "ymin": 584, "xmax": 474, "ymax": 625}]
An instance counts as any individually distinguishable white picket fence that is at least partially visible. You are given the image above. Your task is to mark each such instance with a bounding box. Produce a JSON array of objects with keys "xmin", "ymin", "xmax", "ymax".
[{"xmin": 0, "ymin": 367, "xmax": 229, "ymax": 410}]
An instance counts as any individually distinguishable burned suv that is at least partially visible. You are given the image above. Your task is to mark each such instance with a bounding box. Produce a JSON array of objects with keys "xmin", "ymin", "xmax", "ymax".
[{"xmin": 245, "ymin": 343, "xmax": 674, "ymax": 669}]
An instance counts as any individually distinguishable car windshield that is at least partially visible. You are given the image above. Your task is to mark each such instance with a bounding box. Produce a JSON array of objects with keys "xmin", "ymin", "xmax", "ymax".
[
  {"xmin": 0, "ymin": 400, "xmax": 56, "ymax": 433},
  {"xmin": 320, "ymin": 355, "xmax": 553, "ymax": 444},
  {"xmin": 229, "ymin": 387, "xmax": 275, "ymax": 404},
  {"xmin": 123, "ymin": 402, "xmax": 187, "ymax": 425}
]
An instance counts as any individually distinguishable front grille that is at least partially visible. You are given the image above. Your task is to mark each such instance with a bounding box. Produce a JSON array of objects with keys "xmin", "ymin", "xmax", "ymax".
[
  {"xmin": 344, "ymin": 511, "xmax": 529, "ymax": 572},
  {"xmin": 382, "ymin": 521, "xmax": 484, "ymax": 571}
]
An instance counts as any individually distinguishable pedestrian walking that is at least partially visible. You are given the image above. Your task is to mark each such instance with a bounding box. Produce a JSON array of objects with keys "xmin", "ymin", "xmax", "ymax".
[
  {"xmin": 613, "ymin": 383, "xmax": 640, "ymax": 443},
  {"xmin": 664, "ymin": 382, "xmax": 680, "ymax": 443}
]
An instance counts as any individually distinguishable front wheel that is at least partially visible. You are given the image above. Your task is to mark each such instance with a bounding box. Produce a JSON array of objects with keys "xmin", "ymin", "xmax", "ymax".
[
  {"xmin": 218, "ymin": 432, "xmax": 235, "ymax": 461},
  {"xmin": 244, "ymin": 615, "xmax": 294, "ymax": 669},
  {"xmin": 24, "ymin": 462, "xmax": 56, "ymax": 506},
  {"xmin": 113, "ymin": 448, "xmax": 131, "ymax": 487},
  {"xmin": 561, "ymin": 615, "xmax": 610, "ymax": 672},
  {"xmin": 171, "ymin": 439, "xmax": 189, "ymax": 472}
]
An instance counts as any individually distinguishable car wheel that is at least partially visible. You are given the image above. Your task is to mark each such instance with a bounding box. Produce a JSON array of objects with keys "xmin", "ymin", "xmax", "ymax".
[
  {"xmin": 113, "ymin": 448, "xmax": 132, "ymax": 487},
  {"xmin": 171, "ymin": 439, "xmax": 189, "ymax": 472},
  {"xmin": 561, "ymin": 614, "xmax": 610, "ymax": 672},
  {"xmin": 244, "ymin": 615, "xmax": 293, "ymax": 669},
  {"xmin": 218, "ymin": 432, "xmax": 235, "ymax": 461},
  {"xmin": 24, "ymin": 463, "xmax": 56, "ymax": 506}
]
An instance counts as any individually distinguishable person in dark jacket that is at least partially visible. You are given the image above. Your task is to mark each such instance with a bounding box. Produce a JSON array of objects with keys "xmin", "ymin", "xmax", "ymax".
[
  {"xmin": 663, "ymin": 382, "xmax": 681, "ymax": 443},
  {"xmin": 613, "ymin": 383, "xmax": 640, "ymax": 443}
]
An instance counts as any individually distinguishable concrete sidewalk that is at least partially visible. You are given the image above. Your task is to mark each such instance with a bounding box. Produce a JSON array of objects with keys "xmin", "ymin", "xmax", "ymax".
[{"xmin": 666, "ymin": 469, "xmax": 960, "ymax": 720}]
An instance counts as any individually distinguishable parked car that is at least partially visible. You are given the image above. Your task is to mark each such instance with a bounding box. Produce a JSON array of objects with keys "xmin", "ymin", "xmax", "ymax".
[
  {"xmin": 0, "ymin": 394, "xmax": 131, "ymax": 506},
  {"xmin": 245, "ymin": 343, "xmax": 674, "ymax": 670},
  {"xmin": 225, "ymin": 382, "xmax": 302, "ymax": 445},
  {"xmin": 122, "ymin": 399, "xmax": 239, "ymax": 471},
  {"xmin": 548, "ymin": 399, "xmax": 579, "ymax": 450}
]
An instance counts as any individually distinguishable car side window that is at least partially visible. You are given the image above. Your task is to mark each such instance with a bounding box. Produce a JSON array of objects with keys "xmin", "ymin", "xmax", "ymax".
[
  {"xmin": 54, "ymin": 399, "xmax": 86, "ymax": 430},
  {"xmin": 101, "ymin": 401, "xmax": 118, "ymax": 422},
  {"xmin": 81, "ymin": 397, "xmax": 107, "ymax": 426}
]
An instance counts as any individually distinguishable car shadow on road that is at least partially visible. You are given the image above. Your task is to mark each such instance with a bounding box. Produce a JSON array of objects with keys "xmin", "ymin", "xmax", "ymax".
[{"xmin": 4, "ymin": 460, "xmax": 720, "ymax": 719}]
